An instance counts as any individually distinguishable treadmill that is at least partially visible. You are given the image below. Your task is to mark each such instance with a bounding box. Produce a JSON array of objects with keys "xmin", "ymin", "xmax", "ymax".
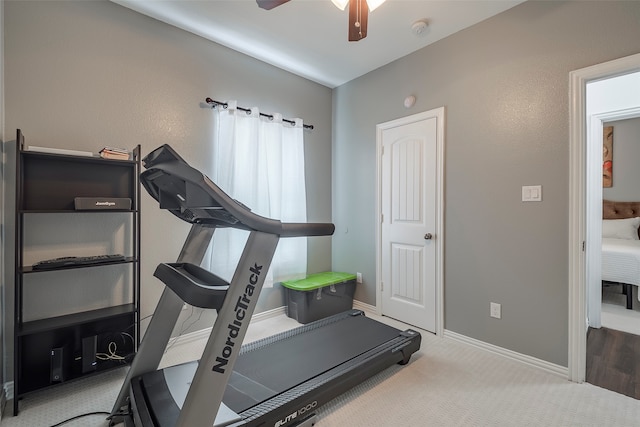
[{"xmin": 109, "ymin": 144, "xmax": 421, "ymax": 427}]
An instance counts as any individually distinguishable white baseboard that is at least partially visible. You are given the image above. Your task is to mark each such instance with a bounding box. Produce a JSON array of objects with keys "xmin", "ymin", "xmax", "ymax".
[
  {"xmin": 250, "ymin": 305, "xmax": 288, "ymax": 322},
  {"xmin": 167, "ymin": 306, "xmax": 287, "ymax": 349},
  {"xmin": 352, "ymin": 299, "xmax": 377, "ymax": 314},
  {"xmin": 350, "ymin": 301, "xmax": 567, "ymax": 379},
  {"xmin": 352, "ymin": 288, "xmax": 569, "ymax": 381},
  {"xmin": 444, "ymin": 329, "xmax": 568, "ymax": 378}
]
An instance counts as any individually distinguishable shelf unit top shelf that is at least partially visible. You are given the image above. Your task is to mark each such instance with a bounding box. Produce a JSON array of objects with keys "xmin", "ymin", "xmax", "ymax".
[{"xmin": 20, "ymin": 148, "xmax": 138, "ymax": 164}]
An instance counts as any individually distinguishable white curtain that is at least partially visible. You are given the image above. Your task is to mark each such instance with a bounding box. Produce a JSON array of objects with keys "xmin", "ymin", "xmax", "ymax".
[{"xmin": 208, "ymin": 101, "xmax": 307, "ymax": 287}]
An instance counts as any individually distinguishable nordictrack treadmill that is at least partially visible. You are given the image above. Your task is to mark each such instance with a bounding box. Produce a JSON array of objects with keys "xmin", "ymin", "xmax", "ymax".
[{"xmin": 109, "ymin": 145, "xmax": 421, "ymax": 427}]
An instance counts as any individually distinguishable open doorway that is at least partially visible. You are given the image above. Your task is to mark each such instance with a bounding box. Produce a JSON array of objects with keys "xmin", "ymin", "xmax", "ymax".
[
  {"xmin": 568, "ymin": 53, "xmax": 640, "ymax": 384},
  {"xmin": 584, "ymin": 76, "xmax": 640, "ymax": 331},
  {"xmin": 585, "ymin": 114, "xmax": 640, "ymax": 399},
  {"xmin": 599, "ymin": 118, "xmax": 640, "ymax": 335}
]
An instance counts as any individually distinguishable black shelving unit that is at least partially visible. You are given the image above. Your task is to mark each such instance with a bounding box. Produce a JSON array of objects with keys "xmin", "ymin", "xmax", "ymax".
[{"xmin": 13, "ymin": 129, "xmax": 141, "ymax": 415}]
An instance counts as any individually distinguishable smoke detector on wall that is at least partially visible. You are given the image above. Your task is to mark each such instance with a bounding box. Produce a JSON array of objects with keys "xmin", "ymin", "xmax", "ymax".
[
  {"xmin": 411, "ymin": 19, "xmax": 429, "ymax": 36},
  {"xmin": 404, "ymin": 95, "xmax": 416, "ymax": 108}
]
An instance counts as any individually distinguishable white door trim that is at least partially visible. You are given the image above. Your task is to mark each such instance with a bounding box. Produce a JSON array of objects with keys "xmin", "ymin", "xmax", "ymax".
[
  {"xmin": 568, "ymin": 52, "xmax": 640, "ymax": 382},
  {"xmin": 375, "ymin": 107, "xmax": 445, "ymax": 337}
]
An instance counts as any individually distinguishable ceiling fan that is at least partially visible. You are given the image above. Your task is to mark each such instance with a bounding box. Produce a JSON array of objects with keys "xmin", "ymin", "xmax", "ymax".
[{"xmin": 256, "ymin": 0, "xmax": 387, "ymax": 42}]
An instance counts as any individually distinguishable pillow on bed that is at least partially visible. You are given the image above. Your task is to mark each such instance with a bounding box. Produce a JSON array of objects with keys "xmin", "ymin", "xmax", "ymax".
[{"xmin": 602, "ymin": 217, "xmax": 640, "ymax": 240}]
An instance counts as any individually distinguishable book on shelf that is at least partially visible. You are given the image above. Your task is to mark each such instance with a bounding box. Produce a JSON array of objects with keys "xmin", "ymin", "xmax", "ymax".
[
  {"xmin": 99, "ymin": 146, "xmax": 131, "ymax": 160},
  {"xmin": 101, "ymin": 146, "xmax": 129, "ymax": 154}
]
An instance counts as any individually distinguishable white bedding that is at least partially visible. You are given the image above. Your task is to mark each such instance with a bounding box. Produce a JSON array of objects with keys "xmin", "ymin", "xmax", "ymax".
[{"xmin": 602, "ymin": 238, "xmax": 640, "ymax": 301}]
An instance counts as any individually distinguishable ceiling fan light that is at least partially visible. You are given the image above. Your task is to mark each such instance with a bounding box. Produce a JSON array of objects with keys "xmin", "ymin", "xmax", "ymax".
[
  {"xmin": 331, "ymin": 0, "xmax": 349, "ymax": 11},
  {"xmin": 367, "ymin": 0, "xmax": 386, "ymax": 12}
]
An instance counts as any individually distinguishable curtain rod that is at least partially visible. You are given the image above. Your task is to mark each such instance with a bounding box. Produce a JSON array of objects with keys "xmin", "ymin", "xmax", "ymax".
[{"xmin": 205, "ymin": 98, "xmax": 314, "ymax": 130}]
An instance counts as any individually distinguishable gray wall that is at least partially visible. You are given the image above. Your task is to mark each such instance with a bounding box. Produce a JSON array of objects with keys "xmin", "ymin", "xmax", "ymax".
[
  {"xmin": 603, "ymin": 118, "xmax": 640, "ymax": 201},
  {"xmin": 332, "ymin": 0, "xmax": 640, "ymax": 367},
  {"xmin": 3, "ymin": 0, "xmax": 332, "ymax": 381}
]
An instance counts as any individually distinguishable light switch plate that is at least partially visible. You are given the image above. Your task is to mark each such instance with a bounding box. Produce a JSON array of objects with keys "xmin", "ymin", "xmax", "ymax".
[
  {"xmin": 490, "ymin": 302, "xmax": 501, "ymax": 319},
  {"xmin": 522, "ymin": 185, "xmax": 542, "ymax": 202}
]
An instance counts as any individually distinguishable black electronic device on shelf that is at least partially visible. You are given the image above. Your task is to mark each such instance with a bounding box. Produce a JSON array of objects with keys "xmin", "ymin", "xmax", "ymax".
[
  {"xmin": 74, "ymin": 197, "xmax": 132, "ymax": 210},
  {"xmin": 12, "ymin": 129, "xmax": 141, "ymax": 416}
]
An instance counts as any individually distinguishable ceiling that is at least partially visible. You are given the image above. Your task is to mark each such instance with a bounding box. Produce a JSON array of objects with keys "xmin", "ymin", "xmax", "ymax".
[{"xmin": 113, "ymin": 0, "xmax": 525, "ymax": 88}]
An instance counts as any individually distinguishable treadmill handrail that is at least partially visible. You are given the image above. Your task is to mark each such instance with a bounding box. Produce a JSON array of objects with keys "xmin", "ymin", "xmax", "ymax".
[{"xmin": 199, "ymin": 175, "xmax": 335, "ymax": 237}]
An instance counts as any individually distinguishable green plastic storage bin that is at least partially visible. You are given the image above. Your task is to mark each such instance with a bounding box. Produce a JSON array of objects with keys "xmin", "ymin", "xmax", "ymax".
[{"xmin": 282, "ymin": 272, "xmax": 357, "ymax": 323}]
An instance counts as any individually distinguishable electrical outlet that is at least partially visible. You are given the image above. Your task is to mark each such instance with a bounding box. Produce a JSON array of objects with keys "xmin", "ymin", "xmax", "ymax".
[
  {"xmin": 356, "ymin": 272, "xmax": 363, "ymax": 283},
  {"xmin": 490, "ymin": 302, "xmax": 501, "ymax": 319}
]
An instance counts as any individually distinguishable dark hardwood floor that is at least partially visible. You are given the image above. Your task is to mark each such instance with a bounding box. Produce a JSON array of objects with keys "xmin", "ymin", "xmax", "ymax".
[{"xmin": 586, "ymin": 326, "xmax": 640, "ymax": 399}]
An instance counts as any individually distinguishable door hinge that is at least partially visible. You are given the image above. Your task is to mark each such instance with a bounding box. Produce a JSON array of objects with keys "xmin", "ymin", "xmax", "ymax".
[
  {"xmin": 582, "ymin": 241, "xmax": 585, "ymax": 251},
  {"xmin": 381, "ymin": 213, "xmax": 384, "ymax": 223},
  {"xmin": 381, "ymin": 146, "xmax": 384, "ymax": 156},
  {"xmin": 380, "ymin": 281, "xmax": 383, "ymax": 292}
]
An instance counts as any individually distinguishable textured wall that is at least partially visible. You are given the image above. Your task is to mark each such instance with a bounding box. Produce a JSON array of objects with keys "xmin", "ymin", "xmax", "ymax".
[
  {"xmin": 3, "ymin": 0, "xmax": 332, "ymax": 380},
  {"xmin": 332, "ymin": 0, "xmax": 640, "ymax": 366}
]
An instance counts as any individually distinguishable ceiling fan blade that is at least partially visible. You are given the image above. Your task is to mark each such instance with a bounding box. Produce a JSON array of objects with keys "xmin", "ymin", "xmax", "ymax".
[
  {"xmin": 256, "ymin": 0, "xmax": 291, "ymax": 11},
  {"xmin": 348, "ymin": 0, "xmax": 368, "ymax": 41}
]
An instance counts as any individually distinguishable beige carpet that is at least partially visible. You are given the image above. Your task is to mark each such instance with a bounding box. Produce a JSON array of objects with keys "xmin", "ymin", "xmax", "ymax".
[{"xmin": 3, "ymin": 312, "xmax": 640, "ymax": 427}]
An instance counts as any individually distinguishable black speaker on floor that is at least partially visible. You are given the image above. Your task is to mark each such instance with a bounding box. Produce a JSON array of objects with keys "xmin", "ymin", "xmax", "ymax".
[
  {"xmin": 50, "ymin": 346, "xmax": 67, "ymax": 383},
  {"xmin": 82, "ymin": 335, "xmax": 98, "ymax": 373}
]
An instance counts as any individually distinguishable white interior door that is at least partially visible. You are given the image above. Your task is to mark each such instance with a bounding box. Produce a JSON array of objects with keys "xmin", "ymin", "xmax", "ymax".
[{"xmin": 377, "ymin": 108, "xmax": 444, "ymax": 334}]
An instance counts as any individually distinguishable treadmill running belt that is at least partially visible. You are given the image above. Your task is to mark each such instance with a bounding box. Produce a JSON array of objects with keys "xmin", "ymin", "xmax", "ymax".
[
  {"xmin": 138, "ymin": 311, "xmax": 413, "ymax": 426},
  {"xmin": 223, "ymin": 313, "xmax": 401, "ymax": 413}
]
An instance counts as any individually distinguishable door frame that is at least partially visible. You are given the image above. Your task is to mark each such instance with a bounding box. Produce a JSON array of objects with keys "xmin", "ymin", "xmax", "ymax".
[
  {"xmin": 568, "ymin": 52, "xmax": 640, "ymax": 382},
  {"xmin": 375, "ymin": 107, "xmax": 445, "ymax": 337},
  {"xmin": 586, "ymin": 107, "xmax": 640, "ymax": 331}
]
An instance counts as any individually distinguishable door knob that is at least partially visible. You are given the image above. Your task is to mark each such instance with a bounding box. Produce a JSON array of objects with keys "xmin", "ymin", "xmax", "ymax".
[{"xmin": 424, "ymin": 233, "xmax": 433, "ymax": 240}]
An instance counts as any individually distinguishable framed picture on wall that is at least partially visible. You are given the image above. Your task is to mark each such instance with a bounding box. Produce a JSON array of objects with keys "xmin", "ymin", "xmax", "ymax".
[{"xmin": 603, "ymin": 126, "xmax": 613, "ymax": 188}]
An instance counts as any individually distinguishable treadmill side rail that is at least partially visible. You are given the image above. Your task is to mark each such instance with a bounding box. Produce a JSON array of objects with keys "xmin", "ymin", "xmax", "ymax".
[{"xmin": 177, "ymin": 231, "xmax": 280, "ymax": 427}]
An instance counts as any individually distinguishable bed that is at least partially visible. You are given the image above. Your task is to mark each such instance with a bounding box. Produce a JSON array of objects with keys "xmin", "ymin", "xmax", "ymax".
[{"xmin": 602, "ymin": 200, "xmax": 640, "ymax": 309}]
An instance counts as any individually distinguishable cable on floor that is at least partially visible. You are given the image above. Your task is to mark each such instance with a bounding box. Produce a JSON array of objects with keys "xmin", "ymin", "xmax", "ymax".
[{"xmin": 48, "ymin": 411, "xmax": 111, "ymax": 427}]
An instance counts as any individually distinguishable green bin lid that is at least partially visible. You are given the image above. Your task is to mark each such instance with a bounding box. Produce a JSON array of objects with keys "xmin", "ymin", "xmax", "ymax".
[{"xmin": 282, "ymin": 272, "xmax": 357, "ymax": 291}]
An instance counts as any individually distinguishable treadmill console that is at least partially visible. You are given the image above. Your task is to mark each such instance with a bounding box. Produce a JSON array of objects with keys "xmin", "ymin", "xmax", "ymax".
[
  {"xmin": 141, "ymin": 144, "xmax": 334, "ymax": 237},
  {"xmin": 141, "ymin": 144, "xmax": 246, "ymax": 228}
]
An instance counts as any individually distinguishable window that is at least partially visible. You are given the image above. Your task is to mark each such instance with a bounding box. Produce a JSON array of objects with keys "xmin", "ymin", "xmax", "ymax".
[{"xmin": 207, "ymin": 102, "xmax": 307, "ymax": 286}]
